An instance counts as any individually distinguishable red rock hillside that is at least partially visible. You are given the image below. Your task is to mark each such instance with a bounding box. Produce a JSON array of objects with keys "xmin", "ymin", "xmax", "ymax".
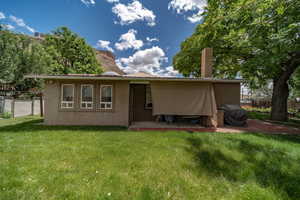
[{"xmin": 95, "ymin": 50, "xmax": 125, "ymax": 75}]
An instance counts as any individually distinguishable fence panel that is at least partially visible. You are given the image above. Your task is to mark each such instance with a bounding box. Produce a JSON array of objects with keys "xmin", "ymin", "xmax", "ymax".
[
  {"xmin": 0, "ymin": 96, "xmax": 4, "ymax": 113},
  {"xmin": 1, "ymin": 97, "xmax": 42, "ymax": 117},
  {"xmin": 250, "ymin": 99, "xmax": 300, "ymax": 112}
]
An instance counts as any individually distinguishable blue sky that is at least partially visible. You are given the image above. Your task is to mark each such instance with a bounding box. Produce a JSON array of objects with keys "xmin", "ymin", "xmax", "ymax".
[{"xmin": 0, "ymin": 0, "xmax": 207, "ymax": 75}]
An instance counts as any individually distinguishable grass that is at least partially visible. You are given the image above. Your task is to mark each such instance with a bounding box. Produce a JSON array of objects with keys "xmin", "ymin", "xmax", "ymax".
[
  {"xmin": 0, "ymin": 112, "xmax": 12, "ymax": 119},
  {"xmin": 1, "ymin": 116, "xmax": 300, "ymax": 200}
]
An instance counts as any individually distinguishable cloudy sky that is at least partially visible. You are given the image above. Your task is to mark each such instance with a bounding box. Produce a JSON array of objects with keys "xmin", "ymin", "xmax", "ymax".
[{"xmin": 0, "ymin": 0, "xmax": 207, "ymax": 76}]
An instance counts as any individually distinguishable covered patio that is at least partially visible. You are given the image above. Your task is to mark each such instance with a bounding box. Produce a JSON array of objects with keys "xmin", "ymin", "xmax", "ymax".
[{"xmin": 129, "ymin": 81, "xmax": 220, "ymax": 127}]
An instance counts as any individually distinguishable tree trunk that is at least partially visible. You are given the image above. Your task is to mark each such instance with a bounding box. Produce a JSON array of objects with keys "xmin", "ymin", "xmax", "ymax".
[
  {"xmin": 270, "ymin": 51, "xmax": 300, "ymax": 121},
  {"xmin": 271, "ymin": 79, "xmax": 289, "ymax": 121}
]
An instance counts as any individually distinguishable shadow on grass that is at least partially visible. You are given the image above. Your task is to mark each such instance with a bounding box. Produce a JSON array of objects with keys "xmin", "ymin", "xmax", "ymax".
[
  {"xmin": 186, "ymin": 135, "xmax": 300, "ymax": 199},
  {"xmin": 0, "ymin": 118, "xmax": 128, "ymax": 133}
]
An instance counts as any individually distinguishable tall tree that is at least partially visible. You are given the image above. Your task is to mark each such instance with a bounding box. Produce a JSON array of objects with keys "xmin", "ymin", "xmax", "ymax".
[
  {"xmin": 0, "ymin": 30, "xmax": 50, "ymax": 90},
  {"xmin": 44, "ymin": 27, "xmax": 102, "ymax": 75},
  {"xmin": 173, "ymin": 0, "xmax": 300, "ymax": 121}
]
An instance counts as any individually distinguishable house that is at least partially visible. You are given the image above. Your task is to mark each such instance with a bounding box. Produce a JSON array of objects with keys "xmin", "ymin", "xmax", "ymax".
[{"xmin": 26, "ymin": 48, "xmax": 241, "ymax": 127}]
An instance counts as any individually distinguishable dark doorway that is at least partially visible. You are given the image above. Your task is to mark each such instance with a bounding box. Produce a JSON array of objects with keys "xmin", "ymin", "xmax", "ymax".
[{"xmin": 129, "ymin": 84, "xmax": 155, "ymax": 123}]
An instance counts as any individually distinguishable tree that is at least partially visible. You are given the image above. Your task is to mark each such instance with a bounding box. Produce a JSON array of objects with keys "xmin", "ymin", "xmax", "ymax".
[
  {"xmin": 0, "ymin": 30, "xmax": 50, "ymax": 90},
  {"xmin": 173, "ymin": 0, "xmax": 300, "ymax": 121},
  {"xmin": 290, "ymin": 68, "xmax": 300, "ymax": 98},
  {"xmin": 0, "ymin": 30, "xmax": 18, "ymax": 83},
  {"xmin": 44, "ymin": 27, "xmax": 102, "ymax": 75}
]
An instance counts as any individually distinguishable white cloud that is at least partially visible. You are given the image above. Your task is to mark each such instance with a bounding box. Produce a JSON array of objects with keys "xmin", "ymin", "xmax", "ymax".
[
  {"xmin": 146, "ymin": 37, "xmax": 159, "ymax": 43},
  {"xmin": 81, "ymin": 0, "xmax": 118, "ymax": 5},
  {"xmin": 2, "ymin": 24, "xmax": 15, "ymax": 30},
  {"xmin": 0, "ymin": 12, "xmax": 5, "ymax": 20},
  {"xmin": 115, "ymin": 29, "xmax": 143, "ymax": 51},
  {"xmin": 106, "ymin": 0, "xmax": 119, "ymax": 3},
  {"xmin": 26, "ymin": 26, "xmax": 35, "ymax": 33},
  {"xmin": 96, "ymin": 40, "xmax": 114, "ymax": 52},
  {"xmin": 9, "ymin": 15, "xmax": 35, "ymax": 33},
  {"xmin": 168, "ymin": 0, "xmax": 207, "ymax": 23},
  {"xmin": 116, "ymin": 46, "xmax": 169, "ymax": 75},
  {"xmin": 156, "ymin": 66, "xmax": 180, "ymax": 77},
  {"xmin": 81, "ymin": 0, "xmax": 95, "ymax": 6},
  {"xmin": 117, "ymin": 46, "xmax": 180, "ymax": 76},
  {"xmin": 187, "ymin": 13, "xmax": 204, "ymax": 23},
  {"xmin": 112, "ymin": 0, "xmax": 156, "ymax": 26},
  {"xmin": 10, "ymin": 15, "xmax": 26, "ymax": 26}
]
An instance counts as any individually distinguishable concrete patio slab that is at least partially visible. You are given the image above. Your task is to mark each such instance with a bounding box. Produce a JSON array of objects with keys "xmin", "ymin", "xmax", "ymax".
[{"xmin": 129, "ymin": 120, "xmax": 300, "ymax": 135}]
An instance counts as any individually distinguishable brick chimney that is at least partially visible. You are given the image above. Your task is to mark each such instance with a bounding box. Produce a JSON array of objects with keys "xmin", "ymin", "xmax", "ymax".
[{"xmin": 201, "ymin": 48, "xmax": 213, "ymax": 78}]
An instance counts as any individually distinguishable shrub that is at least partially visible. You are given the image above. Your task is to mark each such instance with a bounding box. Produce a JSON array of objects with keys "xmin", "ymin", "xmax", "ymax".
[{"xmin": 1, "ymin": 112, "xmax": 12, "ymax": 119}]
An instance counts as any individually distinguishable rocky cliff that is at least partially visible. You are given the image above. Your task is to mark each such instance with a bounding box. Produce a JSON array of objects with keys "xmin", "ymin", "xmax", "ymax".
[{"xmin": 95, "ymin": 50, "xmax": 125, "ymax": 75}]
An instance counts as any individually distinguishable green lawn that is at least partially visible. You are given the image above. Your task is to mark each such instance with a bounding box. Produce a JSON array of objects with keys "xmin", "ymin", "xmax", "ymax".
[{"xmin": 1, "ymin": 117, "xmax": 300, "ymax": 200}]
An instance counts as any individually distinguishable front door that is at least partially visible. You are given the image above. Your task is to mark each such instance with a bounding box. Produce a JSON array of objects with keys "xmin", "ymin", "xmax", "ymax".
[{"xmin": 129, "ymin": 84, "xmax": 154, "ymax": 123}]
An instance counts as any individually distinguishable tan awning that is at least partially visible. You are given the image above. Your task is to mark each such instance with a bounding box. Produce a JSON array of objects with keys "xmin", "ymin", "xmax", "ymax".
[{"xmin": 151, "ymin": 82, "xmax": 217, "ymax": 116}]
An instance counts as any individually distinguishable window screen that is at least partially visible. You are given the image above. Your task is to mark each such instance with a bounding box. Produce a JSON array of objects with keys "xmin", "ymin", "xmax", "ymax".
[
  {"xmin": 81, "ymin": 85, "xmax": 93, "ymax": 109},
  {"xmin": 61, "ymin": 84, "xmax": 74, "ymax": 108},
  {"xmin": 100, "ymin": 85, "xmax": 112, "ymax": 109}
]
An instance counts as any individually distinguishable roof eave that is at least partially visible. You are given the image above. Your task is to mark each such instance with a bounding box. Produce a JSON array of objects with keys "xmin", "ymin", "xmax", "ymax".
[{"xmin": 25, "ymin": 75, "xmax": 243, "ymax": 83}]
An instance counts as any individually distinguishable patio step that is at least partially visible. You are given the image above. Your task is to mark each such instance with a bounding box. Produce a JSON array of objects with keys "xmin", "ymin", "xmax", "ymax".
[{"xmin": 129, "ymin": 127, "xmax": 217, "ymax": 132}]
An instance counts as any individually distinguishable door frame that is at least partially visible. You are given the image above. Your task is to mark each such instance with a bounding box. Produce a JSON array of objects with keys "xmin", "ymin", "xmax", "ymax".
[{"xmin": 128, "ymin": 82, "xmax": 153, "ymax": 125}]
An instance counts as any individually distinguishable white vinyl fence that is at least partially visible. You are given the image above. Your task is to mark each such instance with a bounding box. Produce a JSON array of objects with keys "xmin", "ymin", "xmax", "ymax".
[{"xmin": 0, "ymin": 97, "xmax": 43, "ymax": 118}]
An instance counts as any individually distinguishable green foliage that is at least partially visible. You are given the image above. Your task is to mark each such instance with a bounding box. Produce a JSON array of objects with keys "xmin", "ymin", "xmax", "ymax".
[
  {"xmin": 173, "ymin": 0, "xmax": 300, "ymax": 88},
  {"xmin": 0, "ymin": 30, "xmax": 49, "ymax": 90},
  {"xmin": 44, "ymin": 27, "xmax": 102, "ymax": 75},
  {"xmin": 290, "ymin": 68, "xmax": 300, "ymax": 98},
  {"xmin": 1, "ymin": 112, "xmax": 12, "ymax": 119},
  {"xmin": 0, "ymin": 27, "xmax": 103, "ymax": 90}
]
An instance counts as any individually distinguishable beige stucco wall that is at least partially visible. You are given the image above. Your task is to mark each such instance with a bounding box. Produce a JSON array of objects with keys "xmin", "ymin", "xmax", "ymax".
[
  {"xmin": 43, "ymin": 79, "xmax": 240, "ymax": 126},
  {"xmin": 44, "ymin": 80, "xmax": 130, "ymax": 126},
  {"xmin": 214, "ymin": 83, "xmax": 241, "ymax": 107}
]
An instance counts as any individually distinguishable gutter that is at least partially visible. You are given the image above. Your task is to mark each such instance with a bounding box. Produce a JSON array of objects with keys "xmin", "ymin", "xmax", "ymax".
[{"xmin": 25, "ymin": 74, "xmax": 242, "ymax": 83}]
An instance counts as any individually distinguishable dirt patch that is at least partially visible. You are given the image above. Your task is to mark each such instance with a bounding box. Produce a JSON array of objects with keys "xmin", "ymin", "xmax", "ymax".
[{"xmin": 218, "ymin": 119, "xmax": 300, "ymax": 134}]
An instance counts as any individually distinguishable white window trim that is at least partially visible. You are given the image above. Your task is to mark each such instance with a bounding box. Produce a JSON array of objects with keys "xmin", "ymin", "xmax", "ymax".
[
  {"xmin": 80, "ymin": 84, "xmax": 94, "ymax": 109},
  {"xmin": 61, "ymin": 84, "xmax": 75, "ymax": 109},
  {"xmin": 100, "ymin": 85, "xmax": 113, "ymax": 110}
]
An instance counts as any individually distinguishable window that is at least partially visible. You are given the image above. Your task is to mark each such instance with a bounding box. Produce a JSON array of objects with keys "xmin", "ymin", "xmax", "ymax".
[
  {"xmin": 61, "ymin": 84, "xmax": 74, "ymax": 109},
  {"xmin": 145, "ymin": 84, "xmax": 152, "ymax": 109},
  {"xmin": 100, "ymin": 85, "xmax": 113, "ymax": 109},
  {"xmin": 81, "ymin": 84, "xmax": 94, "ymax": 109}
]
